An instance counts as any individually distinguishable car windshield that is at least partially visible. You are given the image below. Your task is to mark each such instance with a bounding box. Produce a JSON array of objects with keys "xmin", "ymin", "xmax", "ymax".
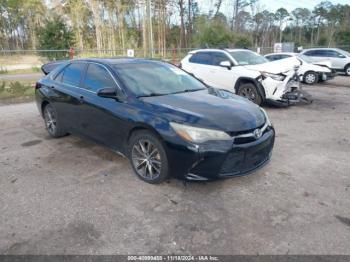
[
  {"xmin": 229, "ymin": 51, "xmax": 269, "ymax": 65},
  {"xmin": 340, "ymin": 50, "xmax": 350, "ymax": 57},
  {"xmin": 113, "ymin": 62, "xmax": 206, "ymax": 97},
  {"xmin": 297, "ymin": 54, "xmax": 312, "ymax": 63}
]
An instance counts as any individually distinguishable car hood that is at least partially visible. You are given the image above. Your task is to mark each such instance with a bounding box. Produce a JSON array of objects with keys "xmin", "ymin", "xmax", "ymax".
[
  {"xmin": 141, "ymin": 89, "xmax": 265, "ymax": 132},
  {"xmin": 244, "ymin": 57, "xmax": 300, "ymax": 74}
]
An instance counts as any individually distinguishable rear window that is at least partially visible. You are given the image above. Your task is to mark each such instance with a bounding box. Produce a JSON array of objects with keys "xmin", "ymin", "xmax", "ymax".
[
  {"xmin": 57, "ymin": 63, "xmax": 85, "ymax": 86},
  {"xmin": 265, "ymin": 55, "xmax": 280, "ymax": 61}
]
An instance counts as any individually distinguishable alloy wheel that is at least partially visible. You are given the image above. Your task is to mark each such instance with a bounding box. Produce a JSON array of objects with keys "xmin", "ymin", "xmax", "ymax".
[
  {"xmin": 131, "ymin": 139, "xmax": 162, "ymax": 180},
  {"xmin": 239, "ymin": 86, "xmax": 256, "ymax": 102},
  {"xmin": 44, "ymin": 106, "xmax": 57, "ymax": 135},
  {"xmin": 305, "ymin": 73, "xmax": 316, "ymax": 84}
]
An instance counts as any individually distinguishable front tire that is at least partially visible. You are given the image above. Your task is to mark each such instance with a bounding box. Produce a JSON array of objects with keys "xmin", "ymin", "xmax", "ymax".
[
  {"xmin": 303, "ymin": 71, "xmax": 319, "ymax": 85},
  {"xmin": 237, "ymin": 83, "xmax": 262, "ymax": 105},
  {"xmin": 128, "ymin": 130, "xmax": 169, "ymax": 184},
  {"xmin": 43, "ymin": 103, "xmax": 67, "ymax": 138}
]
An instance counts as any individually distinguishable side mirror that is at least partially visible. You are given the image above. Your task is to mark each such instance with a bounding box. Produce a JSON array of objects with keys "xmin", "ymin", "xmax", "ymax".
[
  {"xmin": 97, "ymin": 87, "xmax": 119, "ymax": 99},
  {"xmin": 219, "ymin": 61, "xmax": 232, "ymax": 70},
  {"xmin": 338, "ymin": 54, "xmax": 346, "ymax": 58}
]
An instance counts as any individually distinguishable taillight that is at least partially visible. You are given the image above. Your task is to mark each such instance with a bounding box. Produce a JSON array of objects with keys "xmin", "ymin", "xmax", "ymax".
[{"xmin": 35, "ymin": 83, "xmax": 42, "ymax": 89}]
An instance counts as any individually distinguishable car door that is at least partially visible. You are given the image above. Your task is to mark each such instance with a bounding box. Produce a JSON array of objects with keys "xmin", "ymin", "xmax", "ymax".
[
  {"xmin": 303, "ymin": 50, "xmax": 339, "ymax": 69},
  {"xmin": 303, "ymin": 50, "xmax": 320, "ymax": 63},
  {"xmin": 186, "ymin": 52, "xmax": 215, "ymax": 85},
  {"xmin": 209, "ymin": 51, "xmax": 236, "ymax": 90},
  {"xmin": 49, "ymin": 62, "xmax": 87, "ymax": 132},
  {"xmin": 325, "ymin": 50, "xmax": 346, "ymax": 70},
  {"xmin": 78, "ymin": 62, "xmax": 128, "ymax": 151}
]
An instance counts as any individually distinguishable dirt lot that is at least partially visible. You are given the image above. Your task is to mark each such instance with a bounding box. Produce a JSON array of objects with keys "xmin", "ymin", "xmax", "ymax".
[{"xmin": 0, "ymin": 77, "xmax": 349, "ymax": 255}]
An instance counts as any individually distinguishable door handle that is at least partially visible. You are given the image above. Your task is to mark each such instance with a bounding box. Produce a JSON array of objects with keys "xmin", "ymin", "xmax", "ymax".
[
  {"xmin": 50, "ymin": 86, "xmax": 55, "ymax": 89},
  {"xmin": 79, "ymin": 96, "xmax": 84, "ymax": 103}
]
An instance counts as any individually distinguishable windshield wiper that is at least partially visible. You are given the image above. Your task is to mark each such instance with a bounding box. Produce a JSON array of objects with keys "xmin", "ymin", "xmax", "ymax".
[
  {"xmin": 170, "ymin": 88, "xmax": 205, "ymax": 95},
  {"xmin": 137, "ymin": 93, "xmax": 167, "ymax": 98}
]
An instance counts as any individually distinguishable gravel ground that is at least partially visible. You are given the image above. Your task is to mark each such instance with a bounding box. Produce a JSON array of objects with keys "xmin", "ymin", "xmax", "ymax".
[{"xmin": 0, "ymin": 77, "xmax": 349, "ymax": 255}]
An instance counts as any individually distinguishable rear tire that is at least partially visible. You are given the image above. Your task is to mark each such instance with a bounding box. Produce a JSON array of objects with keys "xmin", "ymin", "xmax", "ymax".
[
  {"xmin": 345, "ymin": 65, "xmax": 350, "ymax": 76},
  {"xmin": 128, "ymin": 130, "xmax": 169, "ymax": 184},
  {"xmin": 237, "ymin": 83, "xmax": 262, "ymax": 105},
  {"xmin": 303, "ymin": 71, "xmax": 318, "ymax": 85},
  {"xmin": 43, "ymin": 103, "xmax": 67, "ymax": 138}
]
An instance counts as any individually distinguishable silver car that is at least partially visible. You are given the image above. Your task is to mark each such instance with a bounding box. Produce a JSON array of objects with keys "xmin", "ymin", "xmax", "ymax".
[{"xmin": 300, "ymin": 48, "xmax": 350, "ymax": 76}]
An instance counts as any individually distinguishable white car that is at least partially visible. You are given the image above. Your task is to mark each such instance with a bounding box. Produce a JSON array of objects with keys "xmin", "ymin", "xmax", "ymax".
[
  {"xmin": 300, "ymin": 48, "xmax": 350, "ymax": 76},
  {"xmin": 264, "ymin": 52, "xmax": 336, "ymax": 84},
  {"xmin": 180, "ymin": 49, "xmax": 311, "ymax": 106}
]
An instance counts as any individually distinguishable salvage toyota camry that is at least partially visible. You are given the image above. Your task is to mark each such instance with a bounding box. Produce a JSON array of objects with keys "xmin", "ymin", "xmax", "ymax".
[{"xmin": 36, "ymin": 58, "xmax": 275, "ymax": 183}]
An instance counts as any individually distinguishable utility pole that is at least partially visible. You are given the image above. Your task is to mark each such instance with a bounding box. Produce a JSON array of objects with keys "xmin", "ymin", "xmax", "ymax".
[
  {"xmin": 146, "ymin": 0, "xmax": 153, "ymax": 58},
  {"xmin": 232, "ymin": 0, "xmax": 240, "ymax": 31}
]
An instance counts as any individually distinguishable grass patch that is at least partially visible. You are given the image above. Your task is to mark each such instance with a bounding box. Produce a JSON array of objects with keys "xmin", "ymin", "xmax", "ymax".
[
  {"xmin": 0, "ymin": 67, "xmax": 41, "ymax": 75},
  {"xmin": 0, "ymin": 80, "xmax": 35, "ymax": 103}
]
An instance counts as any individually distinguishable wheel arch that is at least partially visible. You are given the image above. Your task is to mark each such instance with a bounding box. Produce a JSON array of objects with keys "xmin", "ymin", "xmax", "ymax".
[
  {"xmin": 234, "ymin": 77, "xmax": 266, "ymax": 101},
  {"xmin": 127, "ymin": 123, "xmax": 164, "ymax": 144},
  {"xmin": 40, "ymin": 100, "xmax": 50, "ymax": 117},
  {"xmin": 344, "ymin": 63, "xmax": 350, "ymax": 72}
]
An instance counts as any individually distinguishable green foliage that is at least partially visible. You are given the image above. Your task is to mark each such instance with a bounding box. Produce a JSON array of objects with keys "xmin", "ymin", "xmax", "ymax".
[
  {"xmin": 1, "ymin": 0, "xmax": 350, "ymax": 54},
  {"xmin": 318, "ymin": 36, "xmax": 328, "ymax": 46},
  {"xmin": 37, "ymin": 16, "xmax": 75, "ymax": 60},
  {"xmin": 192, "ymin": 16, "xmax": 233, "ymax": 48},
  {"xmin": 199, "ymin": 24, "xmax": 233, "ymax": 48},
  {"xmin": 336, "ymin": 29, "xmax": 350, "ymax": 46},
  {"xmin": 0, "ymin": 67, "xmax": 8, "ymax": 74},
  {"xmin": 234, "ymin": 35, "xmax": 252, "ymax": 48},
  {"xmin": 7, "ymin": 82, "xmax": 32, "ymax": 96},
  {"xmin": 0, "ymin": 81, "xmax": 5, "ymax": 93}
]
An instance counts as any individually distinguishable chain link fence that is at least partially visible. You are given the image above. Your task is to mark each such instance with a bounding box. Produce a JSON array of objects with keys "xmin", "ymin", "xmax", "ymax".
[{"xmin": 1, "ymin": 45, "xmax": 350, "ymax": 73}]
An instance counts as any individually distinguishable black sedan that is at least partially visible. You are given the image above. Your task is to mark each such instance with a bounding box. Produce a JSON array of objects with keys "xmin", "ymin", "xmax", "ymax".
[{"xmin": 35, "ymin": 58, "xmax": 275, "ymax": 183}]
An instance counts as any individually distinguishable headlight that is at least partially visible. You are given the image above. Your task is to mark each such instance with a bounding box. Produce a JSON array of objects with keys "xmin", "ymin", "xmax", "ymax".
[
  {"xmin": 260, "ymin": 108, "xmax": 272, "ymax": 126},
  {"xmin": 170, "ymin": 122, "xmax": 231, "ymax": 143},
  {"xmin": 260, "ymin": 71, "xmax": 286, "ymax": 81}
]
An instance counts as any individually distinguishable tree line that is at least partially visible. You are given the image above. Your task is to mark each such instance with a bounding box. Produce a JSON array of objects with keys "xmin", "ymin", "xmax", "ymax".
[{"xmin": 0, "ymin": 0, "xmax": 350, "ymax": 55}]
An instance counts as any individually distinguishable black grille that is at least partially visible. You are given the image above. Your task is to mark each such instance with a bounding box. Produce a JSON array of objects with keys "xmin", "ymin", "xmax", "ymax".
[
  {"xmin": 233, "ymin": 126, "xmax": 272, "ymax": 145},
  {"xmin": 220, "ymin": 134, "xmax": 274, "ymax": 176}
]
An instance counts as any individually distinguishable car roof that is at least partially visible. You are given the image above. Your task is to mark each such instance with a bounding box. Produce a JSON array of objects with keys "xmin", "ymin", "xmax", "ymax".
[
  {"xmin": 265, "ymin": 52, "xmax": 296, "ymax": 56},
  {"xmin": 189, "ymin": 48, "xmax": 253, "ymax": 54},
  {"xmin": 70, "ymin": 58, "xmax": 162, "ymax": 65},
  {"xmin": 302, "ymin": 48, "xmax": 339, "ymax": 51}
]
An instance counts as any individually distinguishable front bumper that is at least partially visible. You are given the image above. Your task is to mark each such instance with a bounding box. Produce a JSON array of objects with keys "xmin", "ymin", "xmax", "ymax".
[
  {"xmin": 320, "ymin": 70, "xmax": 337, "ymax": 81},
  {"xmin": 165, "ymin": 127, "xmax": 275, "ymax": 180}
]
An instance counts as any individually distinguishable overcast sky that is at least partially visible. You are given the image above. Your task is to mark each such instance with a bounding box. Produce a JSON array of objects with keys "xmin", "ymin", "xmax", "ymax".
[
  {"xmin": 201, "ymin": 0, "xmax": 350, "ymax": 14},
  {"xmin": 258, "ymin": 0, "xmax": 350, "ymax": 12}
]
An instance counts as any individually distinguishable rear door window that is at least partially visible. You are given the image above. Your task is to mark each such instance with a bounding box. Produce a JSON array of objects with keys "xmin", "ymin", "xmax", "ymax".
[
  {"xmin": 61, "ymin": 63, "xmax": 85, "ymax": 86},
  {"xmin": 83, "ymin": 63, "xmax": 116, "ymax": 92},
  {"xmin": 189, "ymin": 52, "xmax": 212, "ymax": 65},
  {"xmin": 313, "ymin": 50, "xmax": 328, "ymax": 57}
]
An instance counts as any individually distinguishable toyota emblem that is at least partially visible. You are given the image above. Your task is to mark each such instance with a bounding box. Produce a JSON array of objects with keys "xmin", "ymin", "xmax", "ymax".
[{"xmin": 253, "ymin": 128, "xmax": 262, "ymax": 139}]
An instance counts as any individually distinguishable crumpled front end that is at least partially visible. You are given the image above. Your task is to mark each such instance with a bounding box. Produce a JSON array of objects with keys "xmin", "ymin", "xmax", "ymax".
[{"xmin": 261, "ymin": 68, "xmax": 313, "ymax": 107}]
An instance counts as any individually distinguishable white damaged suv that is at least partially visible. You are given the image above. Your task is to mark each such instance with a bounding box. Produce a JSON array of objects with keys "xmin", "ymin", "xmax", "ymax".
[{"xmin": 180, "ymin": 49, "xmax": 312, "ymax": 106}]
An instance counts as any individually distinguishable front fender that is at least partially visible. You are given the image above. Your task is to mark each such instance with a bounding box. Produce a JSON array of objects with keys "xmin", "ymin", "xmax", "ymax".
[{"xmin": 234, "ymin": 77, "xmax": 266, "ymax": 101}]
